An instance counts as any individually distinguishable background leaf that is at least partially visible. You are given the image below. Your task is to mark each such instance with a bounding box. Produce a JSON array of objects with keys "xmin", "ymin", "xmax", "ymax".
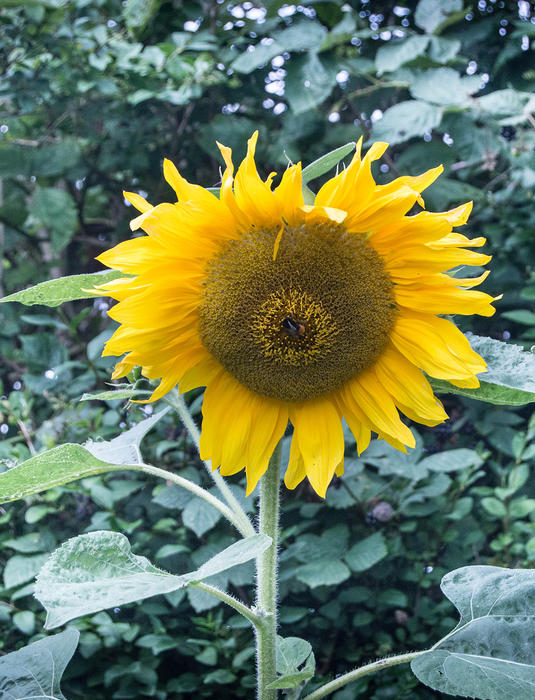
[
  {"xmin": 371, "ymin": 101, "xmax": 443, "ymax": 145},
  {"xmin": 30, "ymin": 188, "xmax": 78, "ymax": 253},
  {"xmin": 344, "ymin": 532, "xmax": 388, "ymax": 573},
  {"xmin": 414, "ymin": 0, "xmax": 464, "ymax": 34}
]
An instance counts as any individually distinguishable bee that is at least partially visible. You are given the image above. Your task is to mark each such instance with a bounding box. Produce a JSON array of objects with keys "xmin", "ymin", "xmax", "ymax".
[{"xmin": 282, "ymin": 317, "xmax": 306, "ymax": 337}]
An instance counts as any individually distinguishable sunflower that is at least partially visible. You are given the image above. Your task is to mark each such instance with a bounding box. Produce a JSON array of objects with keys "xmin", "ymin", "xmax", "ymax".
[{"xmin": 95, "ymin": 133, "xmax": 498, "ymax": 497}]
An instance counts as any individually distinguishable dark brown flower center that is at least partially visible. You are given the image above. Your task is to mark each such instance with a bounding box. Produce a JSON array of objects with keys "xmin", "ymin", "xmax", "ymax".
[{"xmin": 198, "ymin": 219, "xmax": 396, "ymax": 402}]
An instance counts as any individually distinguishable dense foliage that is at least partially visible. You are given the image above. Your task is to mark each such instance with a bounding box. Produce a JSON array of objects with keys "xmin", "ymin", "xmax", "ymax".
[{"xmin": 1, "ymin": 0, "xmax": 535, "ymax": 697}]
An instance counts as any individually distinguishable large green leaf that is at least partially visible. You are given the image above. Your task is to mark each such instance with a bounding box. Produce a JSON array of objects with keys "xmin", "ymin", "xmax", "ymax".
[
  {"xmin": 475, "ymin": 89, "xmax": 532, "ymax": 117},
  {"xmin": 122, "ymin": 0, "xmax": 159, "ymax": 31},
  {"xmin": 414, "ymin": 0, "xmax": 463, "ymax": 34},
  {"xmin": 430, "ymin": 335, "xmax": 535, "ymax": 406},
  {"xmin": 0, "ymin": 270, "xmax": 125, "ymax": 307},
  {"xmin": 0, "ymin": 444, "xmax": 129, "ymax": 503},
  {"xmin": 231, "ymin": 21, "xmax": 326, "ymax": 74},
  {"xmin": 36, "ymin": 531, "xmax": 270, "ymax": 628},
  {"xmin": 375, "ymin": 36, "xmax": 429, "ymax": 74},
  {"xmin": 285, "ymin": 53, "xmax": 338, "ymax": 115},
  {"xmin": 29, "ymin": 187, "xmax": 79, "ymax": 253},
  {"xmin": 0, "ymin": 410, "xmax": 170, "ymax": 503},
  {"xmin": 0, "ymin": 139, "xmax": 81, "ymax": 178},
  {"xmin": 409, "ymin": 68, "xmax": 483, "ymax": 106},
  {"xmin": 0, "ymin": 628, "xmax": 79, "ymax": 700},
  {"xmin": 412, "ymin": 566, "xmax": 535, "ymax": 698},
  {"xmin": 344, "ymin": 532, "xmax": 388, "ymax": 573},
  {"xmin": 371, "ymin": 101, "xmax": 443, "ymax": 146},
  {"xmin": 295, "ymin": 559, "xmax": 351, "ymax": 588}
]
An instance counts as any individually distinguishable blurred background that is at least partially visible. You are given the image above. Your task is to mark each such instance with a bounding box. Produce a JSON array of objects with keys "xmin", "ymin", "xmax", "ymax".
[{"xmin": 1, "ymin": 1, "xmax": 535, "ymax": 698}]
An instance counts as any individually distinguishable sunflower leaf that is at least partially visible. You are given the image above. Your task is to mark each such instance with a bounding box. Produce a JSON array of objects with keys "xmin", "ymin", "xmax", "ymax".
[
  {"xmin": 35, "ymin": 531, "xmax": 270, "ymax": 628},
  {"xmin": 411, "ymin": 565, "xmax": 535, "ymax": 699},
  {"xmin": 267, "ymin": 636, "xmax": 315, "ymax": 690},
  {"xmin": 0, "ymin": 411, "xmax": 170, "ymax": 503},
  {"xmin": 429, "ymin": 335, "xmax": 535, "ymax": 405},
  {"xmin": 0, "ymin": 270, "xmax": 125, "ymax": 307},
  {"xmin": 0, "ymin": 628, "xmax": 79, "ymax": 700},
  {"xmin": 79, "ymin": 388, "xmax": 151, "ymax": 402},
  {"xmin": 301, "ymin": 142, "xmax": 356, "ymax": 186}
]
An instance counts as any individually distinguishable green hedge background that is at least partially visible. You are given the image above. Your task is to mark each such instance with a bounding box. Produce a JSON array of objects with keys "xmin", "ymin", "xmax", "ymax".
[{"xmin": 1, "ymin": 0, "xmax": 535, "ymax": 697}]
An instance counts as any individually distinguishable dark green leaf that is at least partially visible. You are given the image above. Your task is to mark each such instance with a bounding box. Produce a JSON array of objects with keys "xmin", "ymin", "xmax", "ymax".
[
  {"xmin": 285, "ymin": 53, "xmax": 337, "ymax": 115},
  {"xmin": 30, "ymin": 188, "xmax": 78, "ymax": 253},
  {"xmin": 345, "ymin": 532, "xmax": 388, "ymax": 573}
]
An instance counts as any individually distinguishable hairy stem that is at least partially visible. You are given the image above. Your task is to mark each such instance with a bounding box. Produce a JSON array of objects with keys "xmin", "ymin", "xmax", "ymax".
[
  {"xmin": 192, "ymin": 581, "xmax": 260, "ymax": 626},
  {"xmin": 165, "ymin": 389, "xmax": 256, "ymax": 537},
  {"xmin": 136, "ymin": 463, "xmax": 248, "ymax": 535},
  {"xmin": 302, "ymin": 651, "xmax": 425, "ymax": 700},
  {"xmin": 255, "ymin": 441, "xmax": 282, "ymax": 699}
]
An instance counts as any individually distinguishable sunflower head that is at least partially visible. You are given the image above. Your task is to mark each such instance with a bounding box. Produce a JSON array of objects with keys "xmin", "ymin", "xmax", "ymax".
[{"xmin": 95, "ymin": 132, "xmax": 498, "ymax": 497}]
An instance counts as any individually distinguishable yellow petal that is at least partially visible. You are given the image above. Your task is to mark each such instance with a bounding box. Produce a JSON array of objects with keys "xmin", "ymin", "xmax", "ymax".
[
  {"xmin": 343, "ymin": 370, "xmax": 416, "ymax": 448},
  {"xmin": 300, "ymin": 205, "xmax": 347, "ymax": 224},
  {"xmin": 378, "ymin": 165, "xmax": 444, "ymax": 203},
  {"xmin": 96, "ymin": 236, "xmax": 166, "ymax": 274},
  {"xmin": 284, "ymin": 437, "xmax": 307, "ymax": 490},
  {"xmin": 273, "ymin": 163, "xmax": 304, "ymax": 224},
  {"xmin": 335, "ymin": 396, "xmax": 372, "ymax": 456},
  {"xmin": 199, "ymin": 371, "xmax": 287, "ymax": 494},
  {"xmin": 395, "ymin": 283, "xmax": 499, "ymax": 317},
  {"xmin": 178, "ymin": 355, "xmax": 222, "ymax": 393},
  {"xmin": 123, "ymin": 190, "xmax": 152, "ymax": 213},
  {"xmin": 391, "ymin": 313, "xmax": 486, "ymax": 382},
  {"xmin": 290, "ymin": 398, "xmax": 344, "ymax": 498},
  {"xmin": 374, "ymin": 346, "xmax": 448, "ymax": 424}
]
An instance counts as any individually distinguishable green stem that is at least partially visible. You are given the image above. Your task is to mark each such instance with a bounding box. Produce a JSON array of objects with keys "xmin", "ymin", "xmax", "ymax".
[
  {"xmin": 164, "ymin": 389, "xmax": 256, "ymax": 538},
  {"xmin": 302, "ymin": 651, "xmax": 425, "ymax": 700},
  {"xmin": 192, "ymin": 582, "xmax": 260, "ymax": 626},
  {"xmin": 255, "ymin": 441, "xmax": 282, "ymax": 700},
  {"xmin": 135, "ymin": 463, "xmax": 249, "ymax": 536}
]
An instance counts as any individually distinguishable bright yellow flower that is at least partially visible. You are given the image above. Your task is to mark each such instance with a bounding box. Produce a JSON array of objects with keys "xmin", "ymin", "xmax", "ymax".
[{"xmin": 95, "ymin": 133, "xmax": 498, "ymax": 497}]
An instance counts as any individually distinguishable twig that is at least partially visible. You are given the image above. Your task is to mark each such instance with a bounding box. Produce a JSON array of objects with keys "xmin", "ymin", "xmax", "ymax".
[{"xmin": 16, "ymin": 419, "xmax": 36, "ymax": 455}]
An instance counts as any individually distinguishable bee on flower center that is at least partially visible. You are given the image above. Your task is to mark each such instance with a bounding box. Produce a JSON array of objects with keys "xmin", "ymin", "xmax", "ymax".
[{"xmin": 281, "ymin": 318, "xmax": 306, "ymax": 337}]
